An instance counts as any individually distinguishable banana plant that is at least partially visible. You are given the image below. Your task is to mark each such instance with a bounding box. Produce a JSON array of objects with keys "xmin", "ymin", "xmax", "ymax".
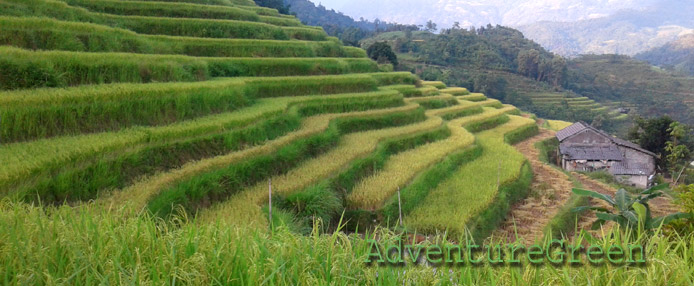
[{"xmin": 572, "ymin": 184, "xmax": 692, "ymax": 232}]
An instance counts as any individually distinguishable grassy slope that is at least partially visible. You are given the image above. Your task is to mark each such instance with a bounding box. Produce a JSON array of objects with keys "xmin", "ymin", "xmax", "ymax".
[{"xmin": 0, "ymin": 0, "xmax": 692, "ymax": 284}]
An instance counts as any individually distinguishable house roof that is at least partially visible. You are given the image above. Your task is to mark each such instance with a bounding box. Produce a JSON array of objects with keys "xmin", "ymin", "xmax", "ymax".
[
  {"xmin": 559, "ymin": 144, "xmax": 624, "ymax": 161},
  {"xmin": 610, "ymin": 162, "xmax": 654, "ymax": 176},
  {"xmin": 556, "ymin": 122, "xmax": 657, "ymax": 157}
]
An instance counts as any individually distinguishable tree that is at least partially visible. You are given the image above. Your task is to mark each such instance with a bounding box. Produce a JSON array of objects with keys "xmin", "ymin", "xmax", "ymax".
[
  {"xmin": 253, "ymin": 0, "xmax": 291, "ymax": 14},
  {"xmin": 517, "ymin": 49, "xmax": 541, "ymax": 79},
  {"xmin": 366, "ymin": 42, "xmax": 398, "ymax": 66},
  {"xmin": 425, "ymin": 20, "xmax": 437, "ymax": 33},
  {"xmin": 666, "ymin": 122, "xmax": 692, "ymax": 180},
  {"xmin": 628, "ymin": 116, "xmax": 675, "ymax": 170}
]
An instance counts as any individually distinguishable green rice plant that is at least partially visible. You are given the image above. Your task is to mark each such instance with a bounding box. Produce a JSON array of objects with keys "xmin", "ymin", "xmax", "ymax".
[
  {"xmin": 0, "ymin": 0, "xmax": 326, "ymax": 40},
  {"xmin": 346, "ymin": 107, "xmax": 517, "ymax": 210},
  {"xmin": 404, "ymin": 115, "xmax": 536, "ymax": 237},
  {"xmin": 0, "ymin": 17, "xmax": 357, "ymax": 58},
  {"xmin": 122, "ymin": 0, "xmax": 257, "ymax": 7},
  {"xmin": 63, "ymin": 0, "xmax": 305, "ymax": 27},
  {"xmin": 62, "ymin": 0, "xmax": 261, "ymax": 22},
  {"xmin": 18, "ymin": 99, "xmax": 418, "ymax": 204},
  {"xmin": 0, "ymin": 73, "xmax": 386, "ymax": 142},
  {"xmin": 0, "ymin": 91, "xmax": 402, "ymax": 196},
  {"xmin": 415, "ymin": 98, "xmax": 459, "ymax": 109},
  {"xmin": 196, "ymin": 113, "xmax": 445, "ymax": 225},
  {"xmin": 440, "ymin": 106, "xmax": 484, "ymax": 121},
  {"xmin": 458, "ymin": 93, "xmax": 487, "ymax": 102},
  {"xmin": 273, "ymin": 123, "xmax": 450, "ymax": 231},
  {"xmin": 464, "ymin": 114, "xmax": 511, "ymax": 133},
  {"xmin": 104, "ymin": 102, "xmax": 422, "ymax": 211},
  {"xmin": 371, "ymin": 72, "xmax": 419, "ymax": 86},
  {"xmin": 614, "ymin": 114, "xmax": 629, "ymax": 120},
  {"xmin": 382, "ymin": 85, "xmax": 424, "ymax": 97},
  {"xmin": 1, "ymin": 200, "xmax": 693, "ymax": 285},
  {"xmin": 440, "ymin": 87, "xmax": 470, "ymax": 95},
  {"xmin": 546, "ymin": 119, "xmax": 574, "ymax": 131},
  {"xmin": 381, "ymin": 145, "xmax": 483, "ymax": 224},
  {"xmin": 504, "ymin": 123, "xmax": 539, "ymax": 145},
  {"xmin": 420, "ymin": 80, "xmax": 447, "ymax": 89},
  {"xmin": 147, "ymin": 105, "xmax": 433, "ymax": 218},
  {"xmin": 0, "ymin": 47, "xmax": 378, "ymax": 89}
]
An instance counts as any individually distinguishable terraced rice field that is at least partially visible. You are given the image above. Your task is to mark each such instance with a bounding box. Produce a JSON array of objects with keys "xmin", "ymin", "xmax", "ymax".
[
  {"xmin": 523, "ymin": 92, "xmax": 626, "ymax": 121},
  {"xmin": 4, "ymin": 0, "xmax": 684, "ymax": 284}
]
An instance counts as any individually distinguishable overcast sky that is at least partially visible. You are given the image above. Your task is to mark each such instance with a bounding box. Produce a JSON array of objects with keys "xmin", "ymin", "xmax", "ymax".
[{"xmin": 307, "ymin": 0, "xmax": 660, "ymax": 27}]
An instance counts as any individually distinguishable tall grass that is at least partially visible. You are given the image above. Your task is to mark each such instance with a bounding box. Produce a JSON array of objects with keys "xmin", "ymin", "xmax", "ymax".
[
  {"xmin": 0, "ymin": 47, "xmax": 378, "ymax": 89},
  {"xmin": 0, "ymin": 200, "xmax": 692, "ymax": 285},
  {"xmin": 0, "ymin": 17, "xmax": 358, "ymax": 58}
]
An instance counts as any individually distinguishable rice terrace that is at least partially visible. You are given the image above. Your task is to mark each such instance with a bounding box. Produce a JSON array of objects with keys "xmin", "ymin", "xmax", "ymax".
[{"xmin": 0, "ymin": 0, "xmax": 693, "ymax": 285}]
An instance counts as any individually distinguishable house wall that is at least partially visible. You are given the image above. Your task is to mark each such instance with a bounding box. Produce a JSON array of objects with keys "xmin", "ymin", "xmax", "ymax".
[
  {"xmin": 619, "ymin": 147, "xmax": 656, "ymax": 175},
  {"xmin": 615, "ymin": 175, "xmax": 649, "ymax": 188},
  {"xmin": 562, "ymin": 130, "xmax": 611, "ymax": 145},
  {"xmin": 562, "ymin": 159, "xmax": 617, "ymax": 172}
]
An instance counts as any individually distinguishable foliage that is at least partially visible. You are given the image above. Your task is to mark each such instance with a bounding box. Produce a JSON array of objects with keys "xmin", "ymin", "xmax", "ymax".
[
  {"xmin": 572, "ymin": 185, "xmax": 691, "ymax": 233},
  {"xmin": 366, "ymin": 42, "xmax": 398, "ymax": 66},
  {"xmin": 253, "ymin": 0, "xmax": 291, "ymax": 14},
  {"xmin": 629, "ymin": 116, "xmax": 694, "ymax": 172}
]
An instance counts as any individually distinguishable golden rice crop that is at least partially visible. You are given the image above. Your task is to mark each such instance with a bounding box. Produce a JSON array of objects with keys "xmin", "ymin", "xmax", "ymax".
[
  {"xmin": 458, "ymin": 93, "xmax": 487, "ymax": 102},
  {"xmin": 404, "ymin": 115, "xmax": 535, "ymax": 236},
  {"xmin": 404, "ymin": 94, "xmax": 455, "ymax": 103},
  {"xmin": 346, "ymin": 106, "xmax": 518, "ymax": 210},
  {"xmin": 440, "ymin": 87, "xmax": 470, "ymax": 95},
  {"xmin": 102, "ymin": 102, "xmax": 427, "ymax": 211},
  {"xmin": 546, "ymin": 120, "xmax": 574, "ymax": 131},
  {"xmin": 195, "ymin": 110, "xmax": 445, "ymax": 226},
  {"xmin": 420, "ymin": 81, "xmax": 447, "ymax": 89}
]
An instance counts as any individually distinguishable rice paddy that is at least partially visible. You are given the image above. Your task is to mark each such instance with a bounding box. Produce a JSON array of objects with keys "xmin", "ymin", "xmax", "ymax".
[{"xmin": 1, "ymin": 0, "xmax": 690, "ymax": 284}]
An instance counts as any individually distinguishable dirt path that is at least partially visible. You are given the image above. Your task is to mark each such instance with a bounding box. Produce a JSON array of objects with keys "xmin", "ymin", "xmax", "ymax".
[
  {"xmin": 492, "ymin": 127, "xmax": 681, "ymax": 244},
  {"xmin": 493, "ymin": 128, "xmax": 575, "ymax": 244}
]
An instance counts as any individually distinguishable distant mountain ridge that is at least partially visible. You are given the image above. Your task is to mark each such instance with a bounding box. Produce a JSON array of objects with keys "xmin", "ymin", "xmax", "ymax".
[
  {"xmin": 636, "ymin": 34, "xmax": 694, "ymax": 75},
  {"xmin": 517, "ymin": 1, "xmax": 694, "ymax": 57}
]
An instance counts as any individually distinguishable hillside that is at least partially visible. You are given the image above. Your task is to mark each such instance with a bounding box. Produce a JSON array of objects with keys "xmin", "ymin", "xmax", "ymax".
[
  {"xmin": 0, "ymin": 0, "xmax": 692, "ymax": 284},
  {"xmin": 518, "ymin": 0, "xmax": 694, "ymax": 57},
  {"xmin": 636, "ymin": 33, "xmax": 694, "ymax": 75},
  {"xmin": 566, "ymin": 54, "xmax": 694, "ymax": 125},
  {"xmin": 361, "ymin": 28, "xmax": 632, "ymax": 134}
]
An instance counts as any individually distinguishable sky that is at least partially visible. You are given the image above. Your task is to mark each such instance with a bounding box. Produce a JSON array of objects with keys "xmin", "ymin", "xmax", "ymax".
[{"xmin": 307, "ymin": 0, "xmax": 660, "ymax": 28}]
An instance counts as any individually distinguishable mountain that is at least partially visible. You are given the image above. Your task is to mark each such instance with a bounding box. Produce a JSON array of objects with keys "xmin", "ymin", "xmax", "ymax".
[
  {"xmin": 635, "ymin": 34, "xmax": 694, "ymax": 75},
  {"xmin": 319, "ymin": 0, "xmax": 659, "ymax": 29},
  {"xmin": 517, "ymin": 0, "xmax": 694, "ymax": 57},
  {"xmin": 283, "ymin": 0, "xmax": 418, "ymax": 45}
]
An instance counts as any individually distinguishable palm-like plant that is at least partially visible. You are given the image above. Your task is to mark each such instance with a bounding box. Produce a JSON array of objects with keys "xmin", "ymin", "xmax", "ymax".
[{"xmin": 572, "ymin": 184, "xmax": 691, "ymax": 232}]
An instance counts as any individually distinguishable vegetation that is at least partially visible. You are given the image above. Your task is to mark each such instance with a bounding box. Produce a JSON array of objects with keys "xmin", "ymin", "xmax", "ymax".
[
  {"xmin": 366, "ymin": 42, "xmax": 398, "ymax": 66},
  {"xmin": 572, "ymin": 185, "xmax": 691, "ymax": 233},
  {"xmin": 2, "ymin": 0, "xmax": 692, "ymax": 284}
]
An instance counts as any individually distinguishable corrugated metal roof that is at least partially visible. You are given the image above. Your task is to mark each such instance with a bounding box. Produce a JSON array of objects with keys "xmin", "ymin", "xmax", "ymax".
[
  {"xmin": 559, "ymin": 143, "xmax": 624, "ymax": 161},
  {"xmin": 556, "ymin": 122, "xmax": 587, "ymax": 141},
  {"xmin": 610, "ymin": 162, "xmax": 654, "ymax": 176},
  {"xmin": 556, "ymin": 121, "xmax": 656, "ymax": 157}
]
